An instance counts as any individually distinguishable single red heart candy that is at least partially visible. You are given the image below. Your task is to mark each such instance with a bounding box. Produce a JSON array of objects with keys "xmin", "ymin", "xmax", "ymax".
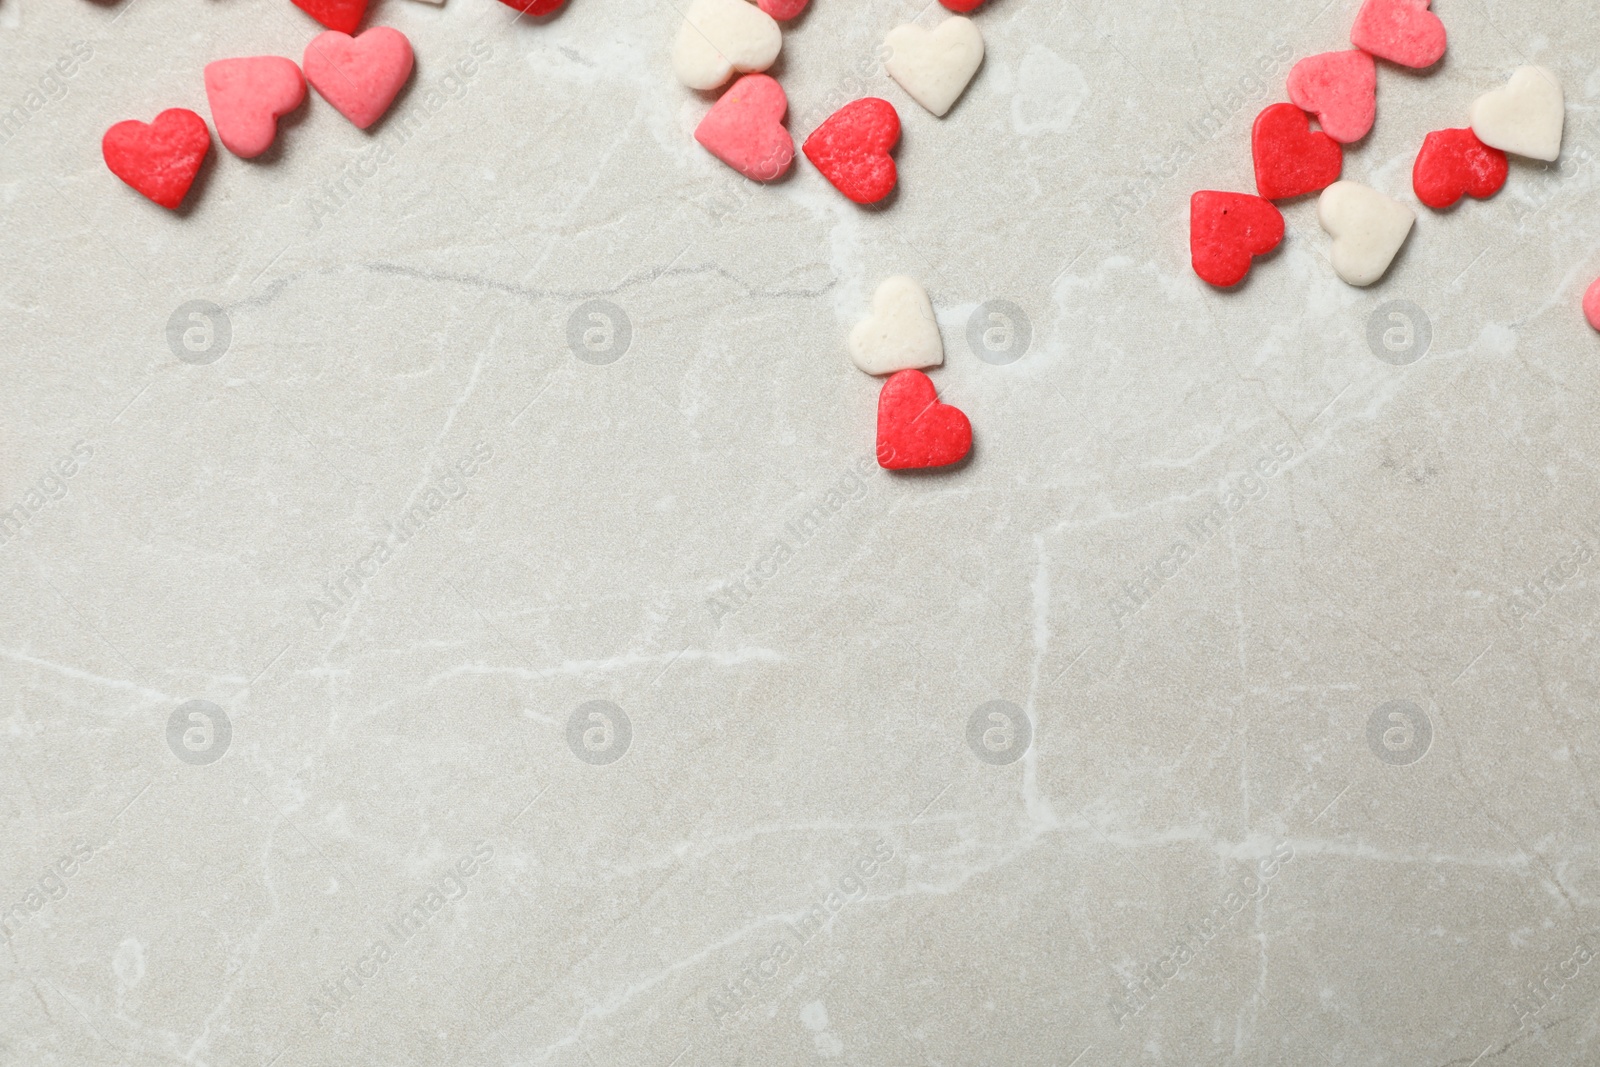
[
  {"xmin": 1286, "ymin": 50, "xmax": 1377, "ymax": 144},
  {"xmin": 804, "ymin": 98, "xmax": 900, "ymax": 205},
  {"xmin": 497, "ymin": 0, "xmax": 567, "ymax": 14},
  {"xmin": 291, "ymin": 0, "xmax": 367, "ymax": 33},
  {"xmin": 938, "ymin": 0, "xmax": 984, "ymax": 9},
  {"xmin": 1190, "ymin": 191, "xmax": 1283, "ymax": 288},
  {"xmin": 1413, "ymin": 128, "xmax": 1508, "ymax": 209},
  {"xmin": 101, "ymin": 108, "xmax": 211, "ymax": 210},
  {"xmin": 695, "ymin": 74, "xmax": 794, "ymax": 180},
  {"xmin": 1350, "ymin": 0, "xmax": 1446, "ymax": 69},
  {"xmin": 757, "ymin": 0, "xmax": 807, "ymax": 19},
  {"xmin": 877, "ymin": 370, "xmax": 972, "ymax": 470},
  {"xmin": 1253, "ymin": 103, "xmax": 1342, "ymax": 200}
]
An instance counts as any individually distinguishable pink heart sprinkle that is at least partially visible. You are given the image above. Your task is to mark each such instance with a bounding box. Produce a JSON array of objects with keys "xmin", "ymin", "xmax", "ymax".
[{"xmin": 303, "ymin": 27, "xmax": 414, "ymax": 130}]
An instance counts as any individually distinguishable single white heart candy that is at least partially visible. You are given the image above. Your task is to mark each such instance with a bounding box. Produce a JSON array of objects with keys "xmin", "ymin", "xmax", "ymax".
[
  {"xmin": 672, "ymin": 0, "xmax": 781, "ymax": 92},
  {"xmin": 849, "ymin": 276, "xmax": 944, "ymax": 376},
  {"xmin": 1470, "ymin": 66, "xmax": 1564, "ymax": 162},
  {"xmin": 1318, "ymin": 181, "xmax": 1416, "ymax": 288},
  {"xmin": 884, "ymin": 17, "xmax": 984, "ymax": 118}
]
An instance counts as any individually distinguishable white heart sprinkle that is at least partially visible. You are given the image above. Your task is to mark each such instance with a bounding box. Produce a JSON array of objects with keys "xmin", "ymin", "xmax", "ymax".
[
  {"xmin": 849, "ymin": 276, "xmax": 944, "ymax": 376},
  {"xmin": 1470, "ymin": 66, "xmax": 1565, "ymax": 162},
  {"xmin": 884, "ymin": 17, "xmax": 984, "ymax": 118},
  {"xmin": 1317, "ymin": 181, "xmax": 1416, "ymax": 288},
  {"xmin": 671, "ymin": 0, "xmax": 781, "ymax": 92}
]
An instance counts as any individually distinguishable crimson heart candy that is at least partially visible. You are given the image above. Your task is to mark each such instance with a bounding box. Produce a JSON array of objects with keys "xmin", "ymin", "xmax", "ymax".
[
  {"xmin": 803, "ymin": 98, "xmax": 899, "ymax": 205},
  {"xmin": 1412, "ymin": 128, "xmax": 1508, "ymax": 210},
  {"xmin": 102, "ymin": 108, "xmax": 211, "ymax": 210},
  {"xmin": 938, "ymin": 0, "xmax": 984, "ymax": 9},
  {"xmin": 1189, "ymin": 191, "xmax": 1283, "ymax": 288},
  {"xmin": 497, "ymin": 0, "xmax": 567, "ymax": 13},
  {"xmin": 291, "ymin": 0, "xmax": 367, "ymax": 33},
  {"xmin": 1252, "ymin": 102, "xmax": 1342, "ymax": 200},
  {"xmin": 877, "ymin": 369, "xmax": 972, "ymax": 470}
]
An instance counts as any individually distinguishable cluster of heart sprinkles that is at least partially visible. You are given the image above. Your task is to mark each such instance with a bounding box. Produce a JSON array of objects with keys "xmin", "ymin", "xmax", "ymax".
[
  {"xmin": 1190, "ymin": 0, "xmax": 1597, "ymax": 327},
  {"xmin": 674, "ymin": 0, "xmax": 988, "ymax": 467}
]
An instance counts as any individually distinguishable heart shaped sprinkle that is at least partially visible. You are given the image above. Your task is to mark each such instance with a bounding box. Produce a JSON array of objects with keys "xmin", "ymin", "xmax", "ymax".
[
  {"xmin": 1189, "ymin": 191, "xmax": 1284, "ymax": 288},
  {"xmin": 1318, "ymin": 180, "xmax": 1416, "ymax": 287},
  {"xmin": 204, "ymin": 56, "xmax": 306, "ymax": 159},
  {"xmin": 496, "ymin": 0, "xmax": 567, "ymax": 13},
  {"xmin": 101, "ymin": 108, "xmax": 211, "ymax": 210},
  {"xmin": 671, "ymin": 0, "xmax": 781, "ymax": 92},
  {"xmin": 694, "ymin": 74, "xmax": 794, "ymax": 180},
  {"xmin": 1286, "ymin": 50, "xmax": 1377, "ymax": 144},
  {"xmin": 877, "ymin": 369, "xmax": 972, "ymax": 470},
  {"xmin": 1350, "ymin": 0, "xmax": 1446, "ymax": 69},
  {"xmin": 1585, "ymin": 279, "xmax": 1600, "ymax": 332},
  {"xmin": 1252, "ymin": 103, "xmax": 1343, "ymax": 200},
  {"xmin": 290, "ymin": 0, "xmax": 368, "ymax": 34},
  {"xmin": 803, "ymin": 98, "xmax": 900, "ymax": 205},
  {"xmin": 1412, "ymin": 128, "xmax": 1507, "ymax": 209},
  {"xmin": 938, "ymin": 0, "xmax": 985, "ymax": 11},
  {"xmin": 884, "ymin": 16, "xmax": 984, "ymax": 118},
  {"xmin": 756, "ymin": 0, "xmax": 808, "ymax": 20},
  {"xmin": 304, "ymin": 28, "xmax": 414, "ymax": 130},
  {"xmin": 849, "ymin": 276, "xmax": 944, "ymax": 376},
  {"xmin": 1470, "ymin": 66, "xmax": 1565, "ymax": 162}
]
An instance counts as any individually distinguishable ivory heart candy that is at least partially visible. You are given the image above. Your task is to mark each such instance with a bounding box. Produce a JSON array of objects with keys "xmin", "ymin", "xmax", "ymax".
[
  {"xmin": 1286, "ymin": 50, "xmax": 1376, "ymax": 144},
  {"xmin": 101, "ymin": 108, "xmax": 211, "ymax": 210},
  {"xmin": 291, "ymin": 0, "xmax": 367, "ymax": 34},
  {"xmin": 803, "ymin": 98, "xmax": 900, "ymax": 205},
  {"xmin": 1470, "ymin": 66, "xmax": 1565, "ymax": 162},
  {"xmin": 757, "ymin": 0, "xmax": 808, "ymax": 19},
  {"xmin": 1585, "ymin": 279, "xmax": 1600, "ymax": 332},
  {"xmin": 877, "ymin": 369, "xmax": 971, "ymax": 470},
  {"xmin": 884, "ymin": 17, "xmax": 984, "ymax": 118},
  {"xmin": 1413, "ymin": 128, "xmax": 1507, "ymax": 209},
  {"xmin": 850, "ymin": 276, "xmax": 943, "ymax": 376},
  {"xmin": 1253, "ymin": 102, "xmax": 1342, "ymax": 200},
  {"xmin": 1318, "ymin": 180, "xmax": 1415, "ymax": 287},
  {"xmin": 204, "ymin": 56, "xmax": 305, "ymax": 159},
  {"xmin": 694, "ymin": 74, "xmax": 794, "ymax": 180},
  {"xmin": 1350, "ymin": 0, "xmax": 1446, "ymax": 69},
  {"xmin": 1189, "ymin": 191, "xmax": 1284, "ymax": 288},
  {"xmin": 671, "ymin": 0, "xmax": 781, "ymax": 92},
  {"xmin": 496, "ymin": 0, "xmax": 567, "ymax": 13},
  {"xmin": 304, "ymin": 28, "xmax": 414, "ymax": 130}
]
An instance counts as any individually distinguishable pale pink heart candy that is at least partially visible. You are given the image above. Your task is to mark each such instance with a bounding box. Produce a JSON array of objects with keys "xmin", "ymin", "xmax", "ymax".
[
  {"xmin": 694, "ymin": 73, "xmax": 794, "ymax": 180},
  {"xmin": 304, "ymin": 27, "xmax": 414, "ymax": 130},
  {"xmin": 1584, "ymin": 278, "xmax": 1600, "ymax": 332},
  {"xmin": 204, "ymin": 56, "xmax": 306, "ymax": 158},
  {"xmin": 1287, "ymin": 50, "xmax": 1377, "ymax": 144},
  {"xmin": 757, "ymin": 0, "xmax": 808, "ymax": 19}
]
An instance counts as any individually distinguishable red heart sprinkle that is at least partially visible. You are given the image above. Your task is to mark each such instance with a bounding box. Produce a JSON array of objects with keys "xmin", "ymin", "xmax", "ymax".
[
  {"xmin": 497, "ymin": 0, "xmax": 567, "ymax": 14},
  {"xmin": 101, "ymin": 108, "xmax": 211, "ymax": 210},
  {"xmin": 1412, "ymin": 128, "xmax": 1508, "ymax": 210},
  {"xmin": 1189, "ymin": 191, "xmax": 1284, "ymax": 289},
  {"xmin": 938, "ymin": 0, "xmax": 985, "ymax": 9},
  {"xmin": 695, "ymin": 74, "xmax": 794, "ymax": 181},
  {"xmin": 1252, "ymin": 103, "xmax": 1342, "ymax": 200},
  {"xmin": 290, "ymin": 0, "xmax": 367, "ymax": 33},
  {"xmin": 1350, "ymin": 0, "xmax": 1447, "ymax": 69},
  {"xmin": 876, "ymin": 370, "xmax": 972, "ymax": 471},
  {"xmin": 803, "ymin": 98, "xmax": 900, "ymax": 205},
  {"xmin": 757, "ymin": 0, "xmax": 808, "ymax": 18}
]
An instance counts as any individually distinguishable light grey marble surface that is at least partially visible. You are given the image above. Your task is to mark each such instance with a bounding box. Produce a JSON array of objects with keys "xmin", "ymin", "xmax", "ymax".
[{"xmin": 4, "ymin": 0, "xmax": 1600, "ymax": 1063}]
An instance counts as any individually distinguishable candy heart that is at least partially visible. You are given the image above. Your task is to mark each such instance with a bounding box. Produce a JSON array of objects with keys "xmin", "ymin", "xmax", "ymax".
[
  {"xmin": 1286, "ymin": 50, "xmax": 1376, "ymax": 144},
  {"xmin": 671, "ymin": 0, "xmax": 781, "ymax": 92},
  {"xmin": 1350, "ymin": 0, "xmax": 1446, "ymax": 69},
  {"xmin": 849, "ymin": 276, "xmax": 943, "ymax": 376},
  {"xmin": 756, "ymin": 0, "xmax": 807, "ymax": 19},
  {"xmin": 803, "ymin": 98, "xmax": 900, "ymax": 205},
  {"xmin": 304, "ymin": 28, "xmax": 414, "ymax": 130},
  {"xmin": 1317, "ymin": 180, "xmax": 1415, "ymax": 287},
  {"xmin": 290, "ymin": 0, "xmax": 367, "ymax": 34},
  {"xmin": 1412, "ymin": 128, "xmax": 1507, "ymax": 209},
  {"xmin": 694, "ymin": 74, "xmax": 793, "ymax": 180},
  {"xmin": 877, "ymin": 370, "xmax": 971, "ymax": 470},
  {"xmin": 1252, "ymin": 103, "xmax": 1342, "ymax": 200},
  {"xmin": 204, "ymin": 57, "xmax": 305, "ymax": 159},
  {"xmin": 101, "ymin": 108, "xmax": 210, "ymax": 210},
  {"xmin": 1470, "ymin": 66, "xmax": 1565, "ymax": 162},
  {"xmin": 1585, "ymin": 278, "xmax": 1600, "ymax": 332},
  {"xmin": 938, "ymin": 0, "xmax": 984, "ymax": 11},
  {"xmin": 496, "ymin": 0, "xmax": 567, "ymax": 13},
  {"xmin": 1189, "ymin": 191, "xmax": 1284, "ymax": 288},
  {"xmin": 884, "ymin": 16, "xmax": 984, "ymax": 118}
]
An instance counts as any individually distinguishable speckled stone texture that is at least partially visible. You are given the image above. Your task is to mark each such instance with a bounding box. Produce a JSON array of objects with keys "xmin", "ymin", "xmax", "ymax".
[{"xmin": 3, "ymin": 0, "xmax": 1600, "ymax": 1064}]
